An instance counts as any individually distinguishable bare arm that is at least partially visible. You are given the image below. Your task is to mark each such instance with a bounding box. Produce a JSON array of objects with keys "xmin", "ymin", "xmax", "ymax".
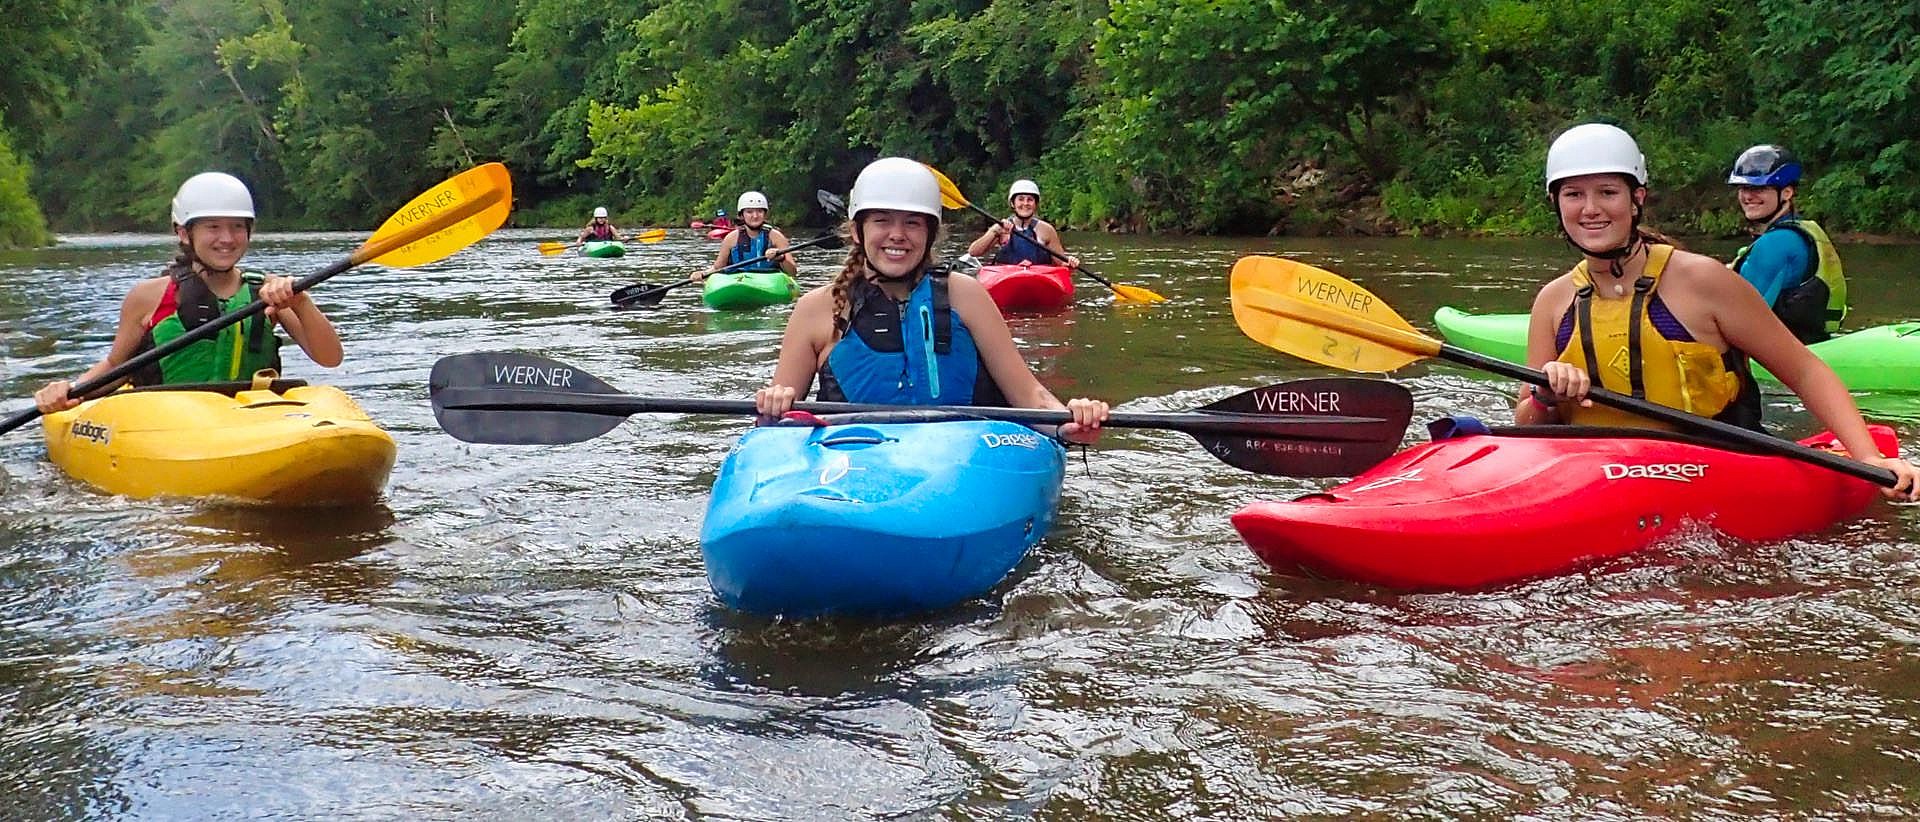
[
  {"xmin": 753, "ymin": 287, "xmax": 833, "ymax": 417},
  {"xmin": 1707, "ymin": 266, "xmax": 1880, "ymax": 458},
  {"xmin": 1515, "ymin": 276, "xmax": 1578, "ymax": 424},
  {"xmin": 966, "ymin": 221, "xmax": 1007, "ymax": 258},
  {"xmin": 34, "ymin": 279, "xmax": 165, "ymax": 411},
  {"xmin": 1038, "ymin": 222, "xmax": 1078, "ymax": 267},
  {"xmin": 260, "ymin": 275, "xmax": 343, "ymax": 368},
  {"xmin": 949, "ymin": 275, "xmax": 1062, "ymax": 409},
  {"xmin": 770, "ymin": 229, "xmax": 797, "ymax": 276}
]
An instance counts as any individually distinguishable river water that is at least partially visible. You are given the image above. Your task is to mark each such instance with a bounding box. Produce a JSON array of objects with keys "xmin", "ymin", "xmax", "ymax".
[{"xmin": 2, "ymin": 228, "xmax": 1918, "ymax": 818}]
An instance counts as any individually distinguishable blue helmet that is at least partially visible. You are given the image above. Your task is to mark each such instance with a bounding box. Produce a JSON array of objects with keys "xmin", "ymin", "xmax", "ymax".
[{"xmin": 1728, "ymin": 144, "xmax": 1801, "ymax": 187}]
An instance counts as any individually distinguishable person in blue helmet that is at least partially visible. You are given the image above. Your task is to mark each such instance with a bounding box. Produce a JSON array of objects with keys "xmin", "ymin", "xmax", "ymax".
[
  {"xmin": 1726, "ymin": 145, "xmax": 1847, "ymax": 344},
  {"xmin": 752, "ymin": 158, "xmax": 1107, "ymax": 442}
]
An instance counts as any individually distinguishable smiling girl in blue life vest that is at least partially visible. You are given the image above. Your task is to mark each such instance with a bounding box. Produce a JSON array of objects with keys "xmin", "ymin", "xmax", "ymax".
[
  {"xmin": 751, "ymin": 158, "xmax": 1107, "ymax": 442},
  {"xmin": 1514, "ymin": 123, "xmax": 1917, "ymax": 499},
  {"xmin": 33, "ymin": 172, "xmax": 343, "ymax": 414}
]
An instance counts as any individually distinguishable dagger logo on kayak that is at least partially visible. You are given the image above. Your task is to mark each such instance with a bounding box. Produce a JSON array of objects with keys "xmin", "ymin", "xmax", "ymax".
[
  {"xmin": 70, "ymin": 420, "xmax": 110, "ymax": 445},
  {"xmin": 1351, "ymin": 468, "xmax": 1423, "ymax": 492},
  {"xmin": 981, "ymin": 432, "xmax": 1041, "ymax": 449},
  {"xmin": 1602, "ymin": 463, "xmax": 1708, "ymax": 481},
  {"xmin": 491, "ymin": 363, "xmax": 575, "ymax": 388}
]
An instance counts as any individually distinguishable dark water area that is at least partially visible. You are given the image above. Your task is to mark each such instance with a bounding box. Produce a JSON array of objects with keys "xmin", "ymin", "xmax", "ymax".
[{"xmin": 2, "ymin": 229, "xmax": 1918, "ymax": 818}]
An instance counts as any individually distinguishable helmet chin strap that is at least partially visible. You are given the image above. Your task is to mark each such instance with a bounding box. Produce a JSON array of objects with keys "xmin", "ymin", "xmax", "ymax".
[
  {"xmin": 1751, "ymin": 189, "xmax": 1791, "ymax": 228},
  {"xmin": 1560, "ymin": 200, "xmax": 1644, "ymax": 277}
]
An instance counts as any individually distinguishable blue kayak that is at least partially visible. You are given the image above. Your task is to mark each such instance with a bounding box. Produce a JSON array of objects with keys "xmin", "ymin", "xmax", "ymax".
[{"xmin": 699, "ymin": 414, "xmax": 1067, "ymax": 616}]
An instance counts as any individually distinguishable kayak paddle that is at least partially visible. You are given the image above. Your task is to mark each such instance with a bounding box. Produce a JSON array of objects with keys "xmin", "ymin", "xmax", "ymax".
[
  {"xmin": 0, "ymin": 163, "xmax": 514, "ymax": 438},
  {"xmin": 538, "ymin": 228, "xmax": 669, "ymax": 255},
  {"xmin": 608, "ymin": 189, "xmax": 852, "ymax": 308},
  {"xmin": 919, "ymin": 164, "xmax": 1166, "ymax": 304},
  {"xmin": 608, "ymin": 231, "xmax": 845, "ymax": 309},
  {"xmin": 427, "ymin": 351, "xmax": 1414, "ymax": 477},
  {"xmin": 1226, "ymin": 254, "xmax": 1901, "ymax": 486}
]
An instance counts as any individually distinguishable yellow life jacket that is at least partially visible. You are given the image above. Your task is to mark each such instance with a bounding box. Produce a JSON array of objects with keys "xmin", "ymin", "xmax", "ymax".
[
  {"xmin": 1555, "ymin": 244, "xmax": 1748, "ymax": 430},
  {"xmin": 1730, "ymin": 216, "xmax": 1847, "ymax": 341}
]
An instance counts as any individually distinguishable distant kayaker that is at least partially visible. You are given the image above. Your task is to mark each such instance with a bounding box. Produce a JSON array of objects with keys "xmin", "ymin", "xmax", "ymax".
[
  {"xmin": 1515, "ymin": 123, "xmax": 1917, "ymax": 498},
  {"xmin": 699, "ymin": 191, "xmax": 797, "ymax": 282},
  {"xmin": 753, "ymin": 157, "xmax": 1108, "ymax": 442},
  {"xmin": 709, "ymin": 210, "xmax": 735, "ymax": 231},
  {"xmin": 1726, "ymin": 145, "xmax": 1846, "ymax": 344},
  {"xmin": 33, "ymin": 172, "xmax": 343, "ymax": 414},
  {"xmin": 965, "ymin": 178, "xmax": 1080, "ymax": 269},
  {"xmin": 576, "ymin": 206, "xmax": 620, "ymax": 243}
]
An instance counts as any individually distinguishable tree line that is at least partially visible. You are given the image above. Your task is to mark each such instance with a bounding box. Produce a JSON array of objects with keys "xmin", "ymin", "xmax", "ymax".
[{"xmin": 2, "ymin": 0, "xmax": 1913, "ymax": 248}]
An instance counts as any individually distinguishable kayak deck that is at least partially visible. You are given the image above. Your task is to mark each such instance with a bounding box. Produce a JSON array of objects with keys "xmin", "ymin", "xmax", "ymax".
[
  {"xmin": 700, "ymin": 415, "xmax": 1066, "ymax": 616},
  {"xmin": 42, "ymin": 381, "xmax": 396, "ymax": 506},
  {"xmin": 1234, "ymin": 424, "xmax": 1897, "ymax": 590},
  {"xmin": 702, "ymin": 270, "xmax": 798, "ymax": 310},
  {"xmin": 978, "ymin": 263, "xmax": 1074, "ymax": 312}
]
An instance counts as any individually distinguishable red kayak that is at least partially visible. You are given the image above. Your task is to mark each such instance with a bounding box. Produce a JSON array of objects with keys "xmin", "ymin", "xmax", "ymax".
[
  {"xmin": 706, "ymin": 227, "xmax": 729, "ymax": 240},
  {"xmin": 977, "ymin": 262, "xmax": 1074, "ymax": 312},
  {"xmin": 1233, "ymin": 425, "xmax": 1898, "ymax": 590}
]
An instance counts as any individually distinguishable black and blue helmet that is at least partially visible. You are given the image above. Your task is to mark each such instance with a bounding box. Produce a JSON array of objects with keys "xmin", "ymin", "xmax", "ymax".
[{"xmin": 1728, "ymin": 144, "xmax": 1801, "ymax": 187}]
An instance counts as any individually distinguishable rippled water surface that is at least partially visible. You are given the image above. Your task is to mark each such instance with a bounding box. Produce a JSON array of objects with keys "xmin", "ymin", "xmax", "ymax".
[{"xmin": 3, "ymin": 228, "xmax": 1920, "ymax": 818}]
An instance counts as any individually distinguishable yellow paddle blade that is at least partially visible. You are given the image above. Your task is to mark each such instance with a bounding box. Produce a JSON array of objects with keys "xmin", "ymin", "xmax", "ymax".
[
  {"xmin": 1228, "ymin": 255, "xmax": 1441, "ymax": 373},
  {"xmin": 632, "ymin": 228, "xmax": 668, "ymax": 243},
  {"xmin": 1109, "ymin": 282, "xmax": 1168, "ymax": 304},
  {"xmin": 919, "ymin": 163, "xmax": 973, "ymax": 211},
  {"xmin": 358, "ymin": 163, "xmax": 513, "ymax": 268},
  {"xmin": 537, "ymin": 241, "xmax": 572, "ymax": 255}
]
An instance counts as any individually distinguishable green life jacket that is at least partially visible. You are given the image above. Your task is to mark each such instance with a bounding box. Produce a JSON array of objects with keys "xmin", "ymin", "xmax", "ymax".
[
  {"xmin": 1731, "ymin": 217, "xmax": 1847, "ymax": 342},
  {"xmin": 133, "ymin": 271, "xmax": 282, "ymax": 386}
]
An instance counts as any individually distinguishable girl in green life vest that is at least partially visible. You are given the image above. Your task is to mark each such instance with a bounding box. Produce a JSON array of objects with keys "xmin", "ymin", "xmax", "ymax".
[{"xmin": 33, "ymin": 172, "xmax": 343, "ymax": 414}]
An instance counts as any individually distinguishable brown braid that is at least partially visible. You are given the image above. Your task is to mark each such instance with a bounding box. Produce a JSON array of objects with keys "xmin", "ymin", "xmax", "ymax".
[{"xmin": 828, "ymin": 220, "xmax": 863, "ymax": 340}]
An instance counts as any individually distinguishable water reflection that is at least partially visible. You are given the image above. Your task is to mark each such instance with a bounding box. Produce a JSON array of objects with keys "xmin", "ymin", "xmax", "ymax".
[{"xmin": 2, "ymin": 230, "xmax": 1918, "ymax": 817}]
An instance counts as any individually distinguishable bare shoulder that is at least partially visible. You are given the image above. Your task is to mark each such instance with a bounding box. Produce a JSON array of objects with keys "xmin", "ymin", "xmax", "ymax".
[
  {"xmin": 1529, "ymin": 271, "xmax": 1577, "ymax": 311},
  {"xmin": 945, "ymin": 271, "xmax": 991, "ymax": 301}
]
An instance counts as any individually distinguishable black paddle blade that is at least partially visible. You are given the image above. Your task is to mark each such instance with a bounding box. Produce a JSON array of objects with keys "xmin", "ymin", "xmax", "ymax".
[
  {"xmin": 609, "ymin": 281, "xmax": 675, "ymax": 308},
  {"xmin": 809, "ymin": 232, "xmax": 847, "ymax": 251},
  {"xmin": 429, "ymin": 352, "xmax": 629, "ymax": 444},
  {"xmin": 817, "ymin": 189, "xmax": 847, "ymax": 218},
  {"xmin": 1190, "ymin": 378, "xmax": 1413, "ymax": 477}
]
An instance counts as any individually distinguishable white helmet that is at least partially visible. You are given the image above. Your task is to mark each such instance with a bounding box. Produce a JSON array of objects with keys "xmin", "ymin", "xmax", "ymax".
[
  {"xmin": 171, "ymin": 172, "xmax": 255, "ymax": 226},
  {"xmin": 848, "ymin": 157, "xmax": 942, "ymax": 221},
  {"xmin": 1007, "ymin": 178, "xmax": 1040, "ymax": 203},
  {"xmin": 737, "ymin": 191, "xmax": 769, "ymax": 211},
  {"xmin": 593, "ymin": 206, "xmax": 608, "ymax": 218},
  {"xmin": 1545, "ymin": 123, "xmax": 1648, "ymax": 192}
]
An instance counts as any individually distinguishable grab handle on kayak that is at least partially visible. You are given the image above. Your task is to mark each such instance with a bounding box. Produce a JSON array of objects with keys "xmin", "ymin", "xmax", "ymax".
[{"xmin": 814, "ymin": 430, "xmax": 895, "ymax": 448}]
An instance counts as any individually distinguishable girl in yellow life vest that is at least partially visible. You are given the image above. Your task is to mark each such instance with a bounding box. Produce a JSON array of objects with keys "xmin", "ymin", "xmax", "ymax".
[
  {"xmin": 33, "ymin": 172, "xmax": 343, "ymax": 414},
  {"xmin": 1514, "ymin": 123, "xmax": 1918, "ymax": 500}
]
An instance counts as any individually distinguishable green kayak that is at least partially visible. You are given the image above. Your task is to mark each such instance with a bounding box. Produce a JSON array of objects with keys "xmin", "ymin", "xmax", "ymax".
[
  {"xmin": 1433, "ymin": 306, "xmax": 1920, "ymax": 392},
  {"xmin": 581, "ymin": 240, "xmax": 626, "ymax": 258},
  {"xmin": 703, "ymin": 270, "xmax": 798, "ymax": 310}
]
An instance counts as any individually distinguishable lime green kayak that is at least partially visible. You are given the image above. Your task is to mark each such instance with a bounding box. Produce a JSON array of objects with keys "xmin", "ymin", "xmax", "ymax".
[
  {"xmin": 1434, "ymin": 306, "xmax": 1920, "ymax": 392},
  {"xmin": 581, "ymin": 241, "xmax": 626, "ymax": 258},
  {"xmin": 703, "ymin": 270, "xmax": 797, "ymax": 310},
  {"xmin": 1432, "ymin": 307, "xmax": 1531, "ymax": 365}
]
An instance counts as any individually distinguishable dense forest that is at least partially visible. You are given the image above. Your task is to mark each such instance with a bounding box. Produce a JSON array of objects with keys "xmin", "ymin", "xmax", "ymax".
[{"xmin": 2, "ymin": 0, "xmax": 1915, "ymax": 247}]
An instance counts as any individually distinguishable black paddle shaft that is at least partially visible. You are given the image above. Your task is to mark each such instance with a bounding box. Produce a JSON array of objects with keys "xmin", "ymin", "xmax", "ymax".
[
  {"xmin": 0, "ymin": 256, "xmax": 351, "ymax": 436},
  {"xmin": 1440, "ymin": 343, "xmax": 1897, "ymax": 486}
]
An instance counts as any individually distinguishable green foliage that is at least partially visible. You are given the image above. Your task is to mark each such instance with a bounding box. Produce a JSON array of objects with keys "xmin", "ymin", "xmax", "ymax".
[
  {"xmin": 2, "ymin": 0, "xmax": 1917, "ymax": 237},
  {"xmin": 0, "ymin": 130, "xmax": 53, "ymax": 248}
]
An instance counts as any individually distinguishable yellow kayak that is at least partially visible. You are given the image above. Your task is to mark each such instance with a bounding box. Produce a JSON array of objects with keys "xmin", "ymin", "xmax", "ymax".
[{"xmin": 41, "ymin": 376, "xmax": 395, "ymax": 506}]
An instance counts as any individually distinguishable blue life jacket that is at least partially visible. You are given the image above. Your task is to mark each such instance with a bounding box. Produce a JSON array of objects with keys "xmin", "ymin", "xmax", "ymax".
[
  {"xmin": 993, "ymin": 218, "xmax": 1053, "ymax": 266},
  {"xmin": 818, "ymin": 270, "xmax": 1007, "ymax": 406},
  {"xmin": 728, "ymin": 226, "xmax": 777, "ymax": 271}
]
